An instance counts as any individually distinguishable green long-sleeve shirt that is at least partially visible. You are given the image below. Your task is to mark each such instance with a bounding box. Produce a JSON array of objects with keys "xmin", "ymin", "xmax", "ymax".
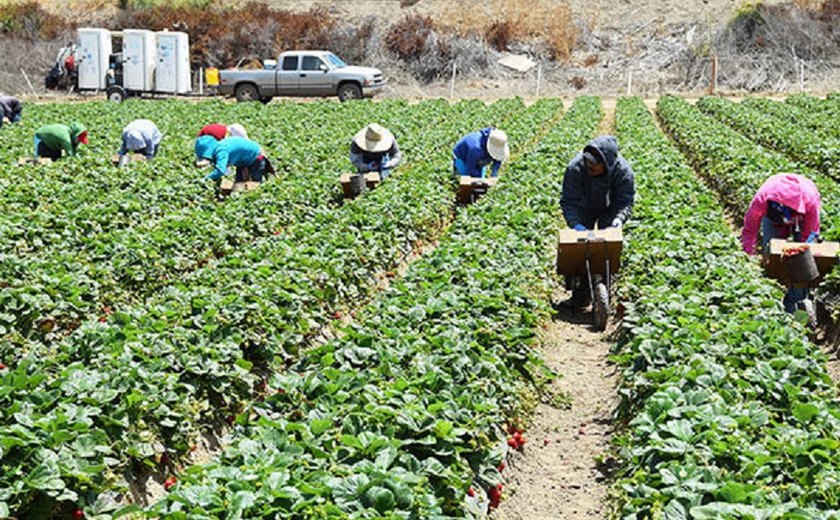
[{"xmin": 35, "ymin": 122, "xmax": 86, "ymax": 156}]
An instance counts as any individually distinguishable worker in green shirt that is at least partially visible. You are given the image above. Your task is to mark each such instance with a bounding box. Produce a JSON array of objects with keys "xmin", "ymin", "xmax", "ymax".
[{"xmin": 33, "ymin": 122, "xmax": 88, "ymax": 160}]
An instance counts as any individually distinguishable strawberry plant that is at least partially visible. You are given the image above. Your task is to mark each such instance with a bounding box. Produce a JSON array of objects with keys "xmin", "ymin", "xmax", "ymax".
[
  {"xmin": 613, "ymin": 96, "xmax": 840, "ymax": 518},
  {"xmin": 144, "ymin": 97, "xmax": 601, "ymax": 519}
]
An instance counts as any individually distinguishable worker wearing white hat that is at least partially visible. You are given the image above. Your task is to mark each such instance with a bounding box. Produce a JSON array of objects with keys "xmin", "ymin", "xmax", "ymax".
[
  {"xmin": 350, "ymin": 123, "xmax": 402, "ymax": 179},
  {"xmin": 452, "ymin": 127, "xmax": 509, "ymax": 179}
]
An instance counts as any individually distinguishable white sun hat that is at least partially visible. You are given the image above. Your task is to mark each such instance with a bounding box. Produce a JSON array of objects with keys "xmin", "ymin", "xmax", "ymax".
[
  {"xmin": 353, "ymin": 123, "xmax": 394, "ymax": 153},
  {"xmin": 487, "ymin": 128, "xmax": 510, "ymax": 162},
  {"xmin": 227, "ymin": 123, "xmax": 248, "ymax": 139}
]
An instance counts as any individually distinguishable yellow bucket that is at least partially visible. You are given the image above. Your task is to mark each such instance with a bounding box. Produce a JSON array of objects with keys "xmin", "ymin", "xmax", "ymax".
[{"xmin": 205, "ymin": 67, "xmax": 220, "ymax": 86}]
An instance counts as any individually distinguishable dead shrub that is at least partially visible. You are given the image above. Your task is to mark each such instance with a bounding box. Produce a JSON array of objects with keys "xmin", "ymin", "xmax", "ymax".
[
  {"xmin": 485, "ymin": 20, "xmax": 513, "ymax": 51},
  {"xmin": 438, "ymin": 0, "xmax": 580, "ymax": 61},
  {"xmin": 0, "ymin": 1, "xmax": 72, "ymax": 40},
  {"xmin": 384, "ymin": 15, "xmax": 454, "ymax": 81},
  {"xmin": 568, "ymin": 75, "xmax": 586, "ymax": 89}
]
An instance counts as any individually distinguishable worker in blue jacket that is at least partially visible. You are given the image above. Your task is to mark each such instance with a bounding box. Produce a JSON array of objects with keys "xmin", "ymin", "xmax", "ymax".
[
  {"xmin": 558, "ymin": 135, "xmax": 635, "ymax": 309},
  {"xmin": 452, "ymin": 127, "xmax": 509, "ymax": 179},
  {"xmin": 194, "ymin": 135, "xmax": 270, "ymax": 182}
]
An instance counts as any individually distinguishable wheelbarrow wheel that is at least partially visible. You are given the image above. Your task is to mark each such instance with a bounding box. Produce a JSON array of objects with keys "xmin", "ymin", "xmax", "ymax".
[{"xmin": 592, "ymin": 282, "xmax": 609, "ymax": 331}]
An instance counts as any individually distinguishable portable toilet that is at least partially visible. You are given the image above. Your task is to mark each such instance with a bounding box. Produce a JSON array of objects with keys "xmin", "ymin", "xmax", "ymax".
[
  {"xmin": 155, "ymin": 31, "xmax": 191, "ymax": 94},
  {"xmin": 77, "ymin": 28, "xmax": 112, "ymax": 90},
  {"xmin": 123, "ymin": 29, "xmax": 156, "ymax": 92}
]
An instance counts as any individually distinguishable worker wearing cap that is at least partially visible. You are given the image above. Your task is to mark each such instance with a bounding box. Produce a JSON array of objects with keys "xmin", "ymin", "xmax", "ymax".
[
  {"xmin": 452, "ymin": 127, "xmax": 509, "ymax": 179},
  {"xmin": 559, "ymin": 136, "xmax": 635, "ymax": 309},
  {"xmin": 195, "ymin": 135, "xmax": 270, "ymax": 182},
  {"xmin": 742, "ymin": 173, "xmax": 821, "ymax": 313},
  {"xmin": 0, "ymin": 96, "xmax": 22, "ymax": 127},
  {"xmin": 33, "ymin": 122, "xmax": 88, "ymax": 160},
  {"xmin": 197, "ymin": 123, "xmax": 228, "ymax": 141},
  {"xmin": 350, "ymin": 123, "xmax": 402, "ymax": 179},
  {"xmin": 119, "ymin": 119, "xmax": 162, "ymax": 159}
]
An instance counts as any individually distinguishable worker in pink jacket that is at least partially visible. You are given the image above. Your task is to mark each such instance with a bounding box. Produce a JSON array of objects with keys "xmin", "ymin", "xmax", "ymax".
[{"xmin": 742, "ymin": 173, "xmax": 821, "ymax": 312}]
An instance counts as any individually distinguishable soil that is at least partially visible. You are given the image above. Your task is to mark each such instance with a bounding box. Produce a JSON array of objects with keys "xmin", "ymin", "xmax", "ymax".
[{"xmin": 493, "ymin": 294, "xmax": 619, "ymax": 520}]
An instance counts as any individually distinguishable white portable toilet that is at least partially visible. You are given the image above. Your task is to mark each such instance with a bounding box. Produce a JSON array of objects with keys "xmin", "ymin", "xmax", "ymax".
[
  {"xmin": 155, "ymin": 31, "xmax": 191, "ymax": 94},
  {"xmin": 77, "ymin": 28, "xmax": 112, "ymax": 90},
  {"xmin": 123, "ymin": 29, "xmax": 156, "ymax": 92}
]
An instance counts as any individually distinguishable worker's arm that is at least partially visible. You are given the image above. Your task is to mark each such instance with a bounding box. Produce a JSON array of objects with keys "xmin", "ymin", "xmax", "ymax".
[
  {"xmin": 609, "ymin": 160, "xmax": 636, "ymax": 225},
  {"xmin": 560, "ymin": 163, "xmax": 584, "ymax": 228},
  {"xmin": 63, "ymin": 134, "xmax": 76, "ymax": 157},
  {"xmin": 801, "ymin": 203, "xmax": 821, "ymax": 242},
  {"xmin": 350, "ymin": 142, "xmax": 369, "ymax": 173},
  {"xmin": 489, "ymin": 160, "xmax": 502, "ymax": 178},
  {"xmin": 384, "ymin": 141, "xmax": 402, "ymax": 169},
  {"xmin": 207, "ymin": 150, "xmax": 228, "ymax": 180},
  {"xmin": 741, "ymin": 195, "xmax": 766, "ymax": 255}
]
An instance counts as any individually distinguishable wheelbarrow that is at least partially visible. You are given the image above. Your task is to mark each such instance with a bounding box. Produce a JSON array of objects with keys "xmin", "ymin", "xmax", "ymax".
[
  {"xmin": 764, "ymin": 238, "xmax": 839, "ymax": 323},
  {"xmin": 556, "ymin": 227, "xmax": 623, "ymax": 331},
  {"xmin": 457, "ymin": 176, "xmax": 498, "ymax": 205},
  {"xmin": 340, "ymin": 171, "xmax": 381, "ymax": 199}
]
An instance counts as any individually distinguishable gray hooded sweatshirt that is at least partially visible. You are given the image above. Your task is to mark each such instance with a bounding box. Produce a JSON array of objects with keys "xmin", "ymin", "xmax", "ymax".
[{"xmin": 560, "ymin": 135, "xmax": 635, "ymax": 229}]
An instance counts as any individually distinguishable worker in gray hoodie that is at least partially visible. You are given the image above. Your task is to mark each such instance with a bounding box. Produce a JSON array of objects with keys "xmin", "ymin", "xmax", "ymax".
[
  {"xmin": 118, "ymin": 119, "xmax": 162, "ymax": 160},
  {"xmin": 0, "ymin": 96, "xmax": 22, "ymax": 127},
  {"xmin": 559, "ymin": 135, "xmax": 636, "ymax": 309}
]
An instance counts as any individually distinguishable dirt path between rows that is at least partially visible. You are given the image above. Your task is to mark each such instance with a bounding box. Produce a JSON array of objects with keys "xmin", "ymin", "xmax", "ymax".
[
  {"xmin": 494, "ymin": 102, "xmax": 618, "ymax": 519},
  {"xmin": 493, "ymin": 298, "xmax": 619, "ymax": 520}
]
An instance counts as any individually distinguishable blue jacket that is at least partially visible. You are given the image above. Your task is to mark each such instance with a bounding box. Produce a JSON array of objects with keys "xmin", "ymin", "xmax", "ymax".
[
  {"xmin": 561, "ymin": 136, "xmax": 635, "ymax": 227},
  {"xmin": 453, "ymin": 127, "xmax": 501, "ymax": 177},
  {"xmin": 195, "ymin": 136, "xmax": 262, "ymax": 180}
]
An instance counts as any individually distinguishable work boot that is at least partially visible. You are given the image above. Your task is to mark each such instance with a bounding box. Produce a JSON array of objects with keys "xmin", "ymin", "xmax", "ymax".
[{"xmin": 555, "ymin": 285, "xmax": 592, "ymax": 310}]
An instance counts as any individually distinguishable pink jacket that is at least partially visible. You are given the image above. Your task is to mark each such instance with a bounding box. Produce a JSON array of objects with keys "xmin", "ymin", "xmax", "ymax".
[{"xmin": 741, "ymin": 173, "xmax": 821, "ymax": 255}]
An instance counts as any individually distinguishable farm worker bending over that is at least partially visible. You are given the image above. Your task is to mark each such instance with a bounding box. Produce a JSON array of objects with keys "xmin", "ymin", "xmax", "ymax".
[
  {"xmin": 452, "ymin": 127, "xmax": 509, "ymax": 178},
  {"xmin": 195, "ymin": 135, "xmax": 269, "ymax": 182},
  {"xmin": 227, "ymin": 124, "xmax": 248, "ymax": 139},
  {"xmin": 0, "ymin": 96, "xmax": 22, "ymax": 126},
  {"xmin": 33, "ymin": 122, "xmax": 87, "ymax": 161},
  {"xmin": 350, "ymin": 123, "xmax": 402, "ymax": 179},
  {"xmin": 119, "ymin": 119, "xmax": 162, "ymax": 159},
  {"xmin": 742, "ymin": 173, "xmax": 821, "ymax": 313},
  {"xmin": 559, "ymin": 135, "xmax": 635, "ymax": 309}
]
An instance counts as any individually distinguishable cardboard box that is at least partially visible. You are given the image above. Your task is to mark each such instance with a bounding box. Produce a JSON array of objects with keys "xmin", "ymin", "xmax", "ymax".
[
  {"xmin": 18, "ymin": 157, "xmax": 53, "ymax": 166},
  {"xmin": 556, "ymin": 227, "xmax": 623, "ymax": 276},
  {"xmin": 457, "ymin": 176, "xmax": 498, "ymax": 204},
  {"xmin": 111, "ymin": 153, "xmax": 147, "ymax": 165},
  {"xmin": 219, "ymin": 179, "xmax": 261, "ymax": 196},
  {"xmin": 764, "ymin": 239, "xmax": 839, "ymax": 287},
  {"xmin": 340, "ymin": 172, "xmax": 381, "ymax": 199}
]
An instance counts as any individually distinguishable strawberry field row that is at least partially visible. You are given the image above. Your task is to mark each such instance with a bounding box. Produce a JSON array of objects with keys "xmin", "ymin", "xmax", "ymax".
[
  {"xmin": 143, "ymin": 96, "xmax": 601, "ymax": 520},
  {"xmin": 0, "ymin": 99, "xmax": 454, "ymax": 352},
  {"xmin": 696, "ymin": 96, "xmax": 840, "ymax": 180},
  {"xmin": 613, "ymin": 96, "xmax": 840, "ymax": 518},
  {"xmin": 0, "ymin": 98, "xmax": 560, "ymax": 517},
  {"xmin": 744, "ymin": 97, "xmax": 840, "ymax": 141},
  {"xmin": 656, "ymin": 95, "xmax": 840, "ymax": 240}
]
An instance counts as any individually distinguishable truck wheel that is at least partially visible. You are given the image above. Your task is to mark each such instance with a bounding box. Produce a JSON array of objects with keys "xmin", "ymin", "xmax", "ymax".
[
  {"xmin": 107, "ymin": 85, "xmax": 125, "ymax": 103},
  {"xmin": 235, "ymin": 83, "xmax": 259, "ymax": 102},
  {"xmin": 337, "ymin": 83, "xmax": 362, "ymax": 102}
]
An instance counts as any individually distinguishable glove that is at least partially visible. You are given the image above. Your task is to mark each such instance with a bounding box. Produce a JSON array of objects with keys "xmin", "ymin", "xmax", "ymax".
[
  {"xmin": 806, "ymin": 231, "xmax": 820, "ymax": 243},
  {"xmin": 610, "ymin": 218, "xmax": 622, "ymax": 228},
  {"xmin": 573, "ymin": 224, "xmax": 587, "ymax": 231},
  {"xmin": 368, "ymin": 162, "xmax": 379, "ymax": 170}
]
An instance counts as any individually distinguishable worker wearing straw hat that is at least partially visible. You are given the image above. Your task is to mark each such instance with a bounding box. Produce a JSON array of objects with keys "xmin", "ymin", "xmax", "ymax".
[
  {"xmin": 350, "ymin": 123, "xmax": 402, "ymax": 179},
  {"xmin": 452, "ymin": 127, "xmax": 509, "ymax": 179}
]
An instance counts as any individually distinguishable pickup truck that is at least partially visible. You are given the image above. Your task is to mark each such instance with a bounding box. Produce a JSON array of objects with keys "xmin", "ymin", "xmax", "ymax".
[{"xmin": 218, "ymin": 51, "xmax": 387, "ymax": 103}]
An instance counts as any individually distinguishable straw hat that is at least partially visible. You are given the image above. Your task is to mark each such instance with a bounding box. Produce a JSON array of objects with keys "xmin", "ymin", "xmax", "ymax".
[
  {"xmin": 354, "ymin": 123, "xmax": 394, "ymax": 153},
  {"xmin": 487, "ymin": 129, "xmax": 509, "ymax": 162}
]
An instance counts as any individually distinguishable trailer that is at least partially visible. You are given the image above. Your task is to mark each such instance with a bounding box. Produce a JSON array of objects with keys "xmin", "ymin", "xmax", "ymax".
[{"xmin": 46, "ymin": 28, "xmax": 201, "ymax": 102}]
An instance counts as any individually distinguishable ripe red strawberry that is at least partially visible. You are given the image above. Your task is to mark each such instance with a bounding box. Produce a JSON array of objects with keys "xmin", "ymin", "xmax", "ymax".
[
  {"xmin": 507, "ymin": 437, "xmax": 518, "ymax": 448},
  {"xmin": 163, "ymin": 476, "xmax": 177, "ymax": 491},
  {"xmin": 488, "ymin": 484, "xmax": 503, "ymax": 509},
  {"xmin": 73, "ymin": 510, "xmax": 84, "ymax": 520},
  {"xmin": 467, "ymin": 486, "xmax": 475, "ymax": 497},
  {"xmin": 497, "ymin": 461, "xmax": 506, "ymax": 472},
  {"xmin": 98, "ymin": 316, "xmax": 107, "ymax": 323},
  {"xmin": 101, "ymin": 306, "xmax": 113, "ymax": 315},
  {"xmin": 332, "ymin": 311, "xmax": 342, "ymax": 319},
  {"xmin": 272, "ymin": 230, "xmax": 282, "ymax": 236},
  {"xmin": 190, "ymin": 444, "xmax": 198, "ymax": 452},
  {"xmin": 277, "ymin": 387, "xmax": 286, "ymax": 394},
  {"xmin": 0, "ymin": 363, "xmax": 6, "ymax": 370}
]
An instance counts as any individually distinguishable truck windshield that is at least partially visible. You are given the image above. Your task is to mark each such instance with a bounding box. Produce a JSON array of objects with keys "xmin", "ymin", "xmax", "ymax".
[{"xmin": 325, "ymin": 53, "xmax": 347, "ymax": 68}]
